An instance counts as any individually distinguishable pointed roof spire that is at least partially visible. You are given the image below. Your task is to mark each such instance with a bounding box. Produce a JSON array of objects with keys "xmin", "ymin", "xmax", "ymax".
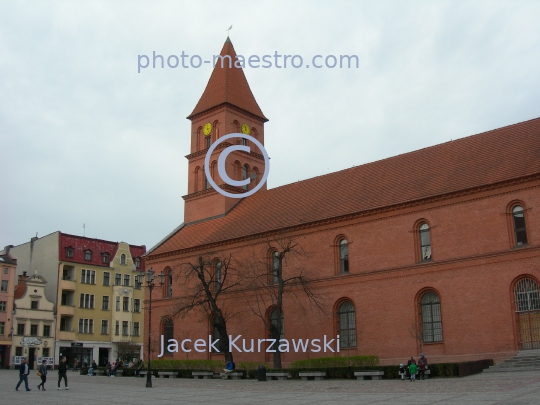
[{"xmin": 188, "ymin": 39, "xmax": 267, "ymax": 121}]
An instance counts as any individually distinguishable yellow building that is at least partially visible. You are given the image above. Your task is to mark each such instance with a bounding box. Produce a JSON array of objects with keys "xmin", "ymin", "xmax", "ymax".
[{"xmin": 1, "ymin": 232, "xmax": 146, "ymax": 368}]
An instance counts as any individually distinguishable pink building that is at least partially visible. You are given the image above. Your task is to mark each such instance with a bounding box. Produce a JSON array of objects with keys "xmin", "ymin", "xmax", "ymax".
[{"xmin": 0, "ymin": 253, "xmax": 17, "ymax": 368}]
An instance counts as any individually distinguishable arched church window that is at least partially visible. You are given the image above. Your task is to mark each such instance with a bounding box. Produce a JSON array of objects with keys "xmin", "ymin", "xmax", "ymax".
[
  {"xmin": 420, "ymin": 292, "xmax": 443, "ymax": 342},
  {"xmin": 419, "ymin": 223, "xmax": 432, "ymax": 261},
  {"xmin": 512, "ymin": 206, "xmax": 528, "ymax": 246},
  {"xmin": 337, "ymin": 300, "xmax": 356, "ymax": 348}
]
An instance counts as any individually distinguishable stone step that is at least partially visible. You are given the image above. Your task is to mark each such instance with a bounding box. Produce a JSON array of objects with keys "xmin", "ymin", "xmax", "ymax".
[{"xmin": 482, "ymin": 350, "xmax": 540, "ymax": 373}]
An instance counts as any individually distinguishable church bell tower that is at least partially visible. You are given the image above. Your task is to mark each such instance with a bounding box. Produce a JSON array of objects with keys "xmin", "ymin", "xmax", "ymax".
[{"xmin": 183, "ymin": 38, "xmax": 268, "ymax": 223}]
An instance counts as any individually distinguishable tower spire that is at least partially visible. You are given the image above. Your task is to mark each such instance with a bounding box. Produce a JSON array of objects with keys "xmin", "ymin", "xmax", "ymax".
[{"xmin": 188, "ymin": 39, "xmax": 267, "ymax": 121}]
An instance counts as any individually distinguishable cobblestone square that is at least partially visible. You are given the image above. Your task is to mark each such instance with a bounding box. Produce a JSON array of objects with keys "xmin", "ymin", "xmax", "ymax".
[{"xmin": 2, "ymin": 370, "xmax": 540, "ymax": 404}]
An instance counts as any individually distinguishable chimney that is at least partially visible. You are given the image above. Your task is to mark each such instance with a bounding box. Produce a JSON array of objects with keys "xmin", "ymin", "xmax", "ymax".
[
  {"xmin": 3, "ymin": 245, "xmax": 13, "ymax": 254},
  {"xmin": 18, "ymin": 271, "xmax": 28, "ymax": 285}
]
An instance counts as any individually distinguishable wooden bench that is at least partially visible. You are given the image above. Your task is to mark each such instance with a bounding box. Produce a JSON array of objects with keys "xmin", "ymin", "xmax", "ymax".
[
  {"xmin": 299, "ymin": 371, "xmax": 326, "ymax": 381},
  {"xmin": 354, "ymin": 371, "xmax": 384, "ymax": 380},
  {"xmin": 192, "ymin": 371, "xmax": 214, "ymax": 379},
  {"xmin": 158, "ymin": 371, "xmax": 178, "ymax": 378},
  {"xmin": 220, "ymin": 371, "xmax": 244, "ymax": 380},
  {"xmin": 95, "ymin": 369, "xmax": 108, "ymax": 376}
]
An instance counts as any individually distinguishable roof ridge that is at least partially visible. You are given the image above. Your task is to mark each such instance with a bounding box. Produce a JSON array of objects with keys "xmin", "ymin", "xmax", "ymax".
[{"xmin": 263, "ymin": 116, "xmax": 540, "ymax": 194}]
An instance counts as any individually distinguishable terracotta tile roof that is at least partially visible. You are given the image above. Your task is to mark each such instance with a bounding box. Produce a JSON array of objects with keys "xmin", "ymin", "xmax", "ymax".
[
  {"xmin": 150, "ymin": 117, "xmax": 540, "ymax": 256},
  {"xmin": 187, "ymin": 38, "xmax": 267, "ymax": 121},
  {"xmin": 14, "ymin": 283, "xmax": 26, "ymax": 299}
]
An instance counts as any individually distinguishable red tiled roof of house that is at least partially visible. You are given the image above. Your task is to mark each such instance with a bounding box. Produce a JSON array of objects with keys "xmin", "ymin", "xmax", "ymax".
[
  {"xmin": 14, "ymin": 283, "xmax": 26, "ymax": 299},
  {"xmin": 187, "ymin": 38, "xmax": 267, "ymax": 121},
  {"xmin": 149, "ymin": 117, "xmax": 540, "ymax": 256},
  {"xmin": 129, "ymin": 245, "xmax": 147, "ymax": 271}
]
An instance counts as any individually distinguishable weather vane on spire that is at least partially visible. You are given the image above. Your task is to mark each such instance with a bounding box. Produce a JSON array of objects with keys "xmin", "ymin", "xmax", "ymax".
[{"xmin": 226, "ymin": 25, "xmax": 233, "ymax": 37}]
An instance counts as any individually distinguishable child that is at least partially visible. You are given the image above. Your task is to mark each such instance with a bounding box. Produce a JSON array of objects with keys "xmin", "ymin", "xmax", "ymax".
[
  {"xmin": 409, "ymin": 361, "xmax": 418, "ymax": 382},
  {"xmin": 399, "ymin": 363, "xmax": 406, "ymax": 380}
]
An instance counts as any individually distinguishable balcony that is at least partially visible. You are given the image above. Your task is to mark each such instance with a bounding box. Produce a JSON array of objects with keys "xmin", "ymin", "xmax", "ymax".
[
  {"xmin": 57, "ymin": 305, "xmax": 75, "ymax": 316},
  {"xmin": 57, "ymin": 330, "xmax": 76, "ymax": 341},
  {"xmin": 59, "ymin": 279, "xmax": 76, "ymax": 291}
]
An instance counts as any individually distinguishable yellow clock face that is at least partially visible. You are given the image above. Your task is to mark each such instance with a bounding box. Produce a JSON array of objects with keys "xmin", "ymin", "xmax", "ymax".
[
  {"xmin": 203, "ymin": 123, "xmax": 212, "ymax": 136},
  {"xmin": 241, "ymin": 124, "xmax": 250, "ymax": 135}
]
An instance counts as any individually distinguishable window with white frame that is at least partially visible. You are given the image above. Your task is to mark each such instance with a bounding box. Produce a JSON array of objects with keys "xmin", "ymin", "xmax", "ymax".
[
  {"xmin": 103, "ymin": 272, "xmax": 110, "ymax": 286},
  {"xmin": 101, "ymin": 320, "xmax": 109, "ymax": 335},
  {"xmin": 78, "ymin": 318, "xmax": 94, "ymax": 334},
  {"xmin": 79, "ymin": 293, "xmax": 95, "ymax": 309},
  {"xmin": 81, "ymin": 269, "xmax": 96, "ymax": 284},
  {"xmin": 122, "ymin": 321, "xmax": 129, "ymax": 336},
  {"xmin": 134, "ymin": 299, "xmax": 140, "ymax": 313},
  {"xmin": 102, "ymin": 296, "xmax": 109, "ymax": 310}
]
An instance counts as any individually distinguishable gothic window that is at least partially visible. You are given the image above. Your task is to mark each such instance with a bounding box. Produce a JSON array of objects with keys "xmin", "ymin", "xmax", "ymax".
[
  {"xmin": 339, "ymin": 239, "xmax": 349, "ymax": 273},
  {"xmin": 163, "ymin": 268, "xmax": 173, "ymax": 298},
  {"xmin": 163, "ymin": 318, "xmax": 174, "ymax": 354},
  {"xmin": 419, "ymin": 223, "xmax": 432, "ymax": 261},
  {"xmin": 206, "ymin": 136, "xmax": 211, "ymax": 149},
  {"xmin": 211, "ymin": 314, "xmax": 226, "ymax": 353},
  {"xmin": 271, "ymin": 251, "xmax": 279, "ymax": 285},
  {"xmin": 270, "ymin": 308, "xmax": 284, "ymax": 340},
  {"xmin": 512, "ymin": 206, "xmax": 528, "ymax": 246},
  {"xmin": 337, "ymin": 301, "xmax": 356, "ymax": 348},
  {"xmin": 420, "ymin": 292, "xmax": 443, "ymax": 342},
  {"xmin": 215, "ymin": 261, "xmax": 222, "ymax": 290},
  {"xmin": 242, "ymin": 164, "xmax": 249, "ymax": 190},
  {"xmin": 194, "ymin": 167, "xmax": 200, "ymax": 193}
]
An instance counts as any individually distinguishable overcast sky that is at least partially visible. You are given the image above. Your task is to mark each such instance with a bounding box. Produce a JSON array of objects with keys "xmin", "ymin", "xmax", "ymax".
[{"xmin": 1, "ymin": 0, "xmax": 539, "ymax": 251}]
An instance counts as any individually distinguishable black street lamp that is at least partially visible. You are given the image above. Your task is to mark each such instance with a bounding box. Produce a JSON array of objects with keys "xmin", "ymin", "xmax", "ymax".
[{"xmin": 136, "ymin": 268, "xmax": 164, "ymax": 388}]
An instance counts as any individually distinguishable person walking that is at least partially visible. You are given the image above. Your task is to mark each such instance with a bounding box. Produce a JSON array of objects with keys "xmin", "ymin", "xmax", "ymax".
[
  {"xmin": 37, "ymin": 359, "xmax": 48, "ymax": 390},
  {"xmin": 417, "ymin": 353, "xmax": 428, "ymax": 380},
  {"xmin": 58, "ymin": 356, "xmax": 69, "ymax": 390},
  {"xmin": 15, "ymin": 357, "xmax": 31, "ymax": 391}
]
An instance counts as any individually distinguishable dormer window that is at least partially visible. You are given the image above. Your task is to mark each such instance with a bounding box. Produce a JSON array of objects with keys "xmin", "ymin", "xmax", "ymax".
[
  {"xmin": 84, "ymin": 250, "xmax": 92, "ymax": 261},
  {"xmin": 134, "ymin": 257, "xmax": 140, "ymax": 269},
  {"xmin": 102, "ymin": 253, "xmax": 110, "ymax": 264},
  {"xmin": 66, "ymin": 247, "xmax": 74, "ymax": 258},
  {"xmin": 121, "ymin": 254, "xmax": 126, "ymax": 265}
]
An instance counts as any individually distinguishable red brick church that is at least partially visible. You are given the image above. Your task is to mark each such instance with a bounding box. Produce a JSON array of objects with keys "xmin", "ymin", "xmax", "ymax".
[{"xmin": 145, "ymin": 38, "xmax": 540, "ymax": 366}]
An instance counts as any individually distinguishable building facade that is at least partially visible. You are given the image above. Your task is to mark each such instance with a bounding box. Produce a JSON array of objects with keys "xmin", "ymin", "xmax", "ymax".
[
  {"xmin": 145, "ymin": 39, "xmax": 540, "ymax": 367},
  {"xmin": 0, "ymin": 254, "xmax": 17, "ymax": 368},
  {"xmin": 2, "ymin": 232, "xmax": 146, "ymax": 367},
  {"xmin": 11, "ymin": 272, "xmax": 55, "ymax": 370}
]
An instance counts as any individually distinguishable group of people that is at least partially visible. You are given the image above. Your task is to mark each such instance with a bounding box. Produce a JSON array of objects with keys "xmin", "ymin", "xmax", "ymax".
[
  {"xmin": 399, "ymin": 353, "xmax": 428, "ymax": 381},
  {"xmin": 15, "ymin": 356, "xmax": 70, "ymax": 392}
]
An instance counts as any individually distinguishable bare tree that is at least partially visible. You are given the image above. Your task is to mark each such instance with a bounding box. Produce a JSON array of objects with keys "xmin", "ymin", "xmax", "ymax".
[
  {"xmin": 243, "ymin": 235, "xmax": 326, "ymax": 369},
  {"xmin": 114, "ymin": 339, "xmax": 142, "ymax": 363},
  {"xmin": 169, "ymin": 253, "xmax": 242, "ymax": 364},
  {"xmin": 409, "ymin": 322, "xmax": 424, "ymax": 355}
]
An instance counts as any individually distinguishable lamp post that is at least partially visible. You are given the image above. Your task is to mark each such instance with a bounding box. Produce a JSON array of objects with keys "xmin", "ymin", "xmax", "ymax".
[{"xmin": 135, "ymin": 268, "xmax": 164, "ymax": 388}]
